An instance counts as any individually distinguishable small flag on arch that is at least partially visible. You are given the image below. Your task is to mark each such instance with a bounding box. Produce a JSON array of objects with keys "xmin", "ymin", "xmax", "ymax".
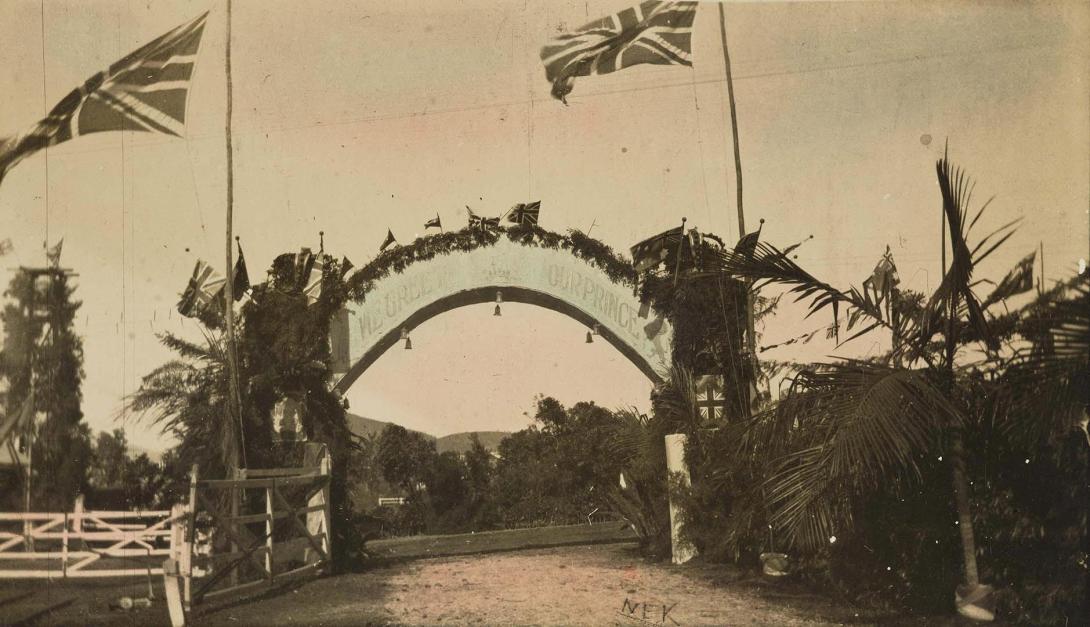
[
  {"xmin": 540, "ymin": 1, "xmax": 698, "ymax": 103},
  {"xmin": 0, "ymin": 12, "xmax": 208, "ymax": 185},
  {"xmin": 507, "ymin": 201, "xmax": 541, "ymax": 226},
  {"xmin": 380, "ymin": 229, "xmax": 398, "ymax": 252},
  {"xmin": 424, "ymin": 213, "xmax": 442, "ymax": 230},
  {"xmin": 467, "ymin": 208, "xmax": 499, "ymax": 231},
  {"xmin": 630, "ymin": 226, "xmax": 683, "ymax": 273},
  {"xmin": 178, "ymin": 259, "xmax": 226, "ymax": 318},
  {"xmin": 340, "ymin": 256, "xmax": 355, "ymax": 279}
]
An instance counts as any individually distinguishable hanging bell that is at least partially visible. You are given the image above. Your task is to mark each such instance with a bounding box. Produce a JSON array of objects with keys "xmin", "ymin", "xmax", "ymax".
[
  {"xmin": 400, "ymin": 327, "xmax": 412, "ymax": 350},
  {"xmin": 585, "ymin": 330, "xmax": 594, "ymax": 344},
  {"xmin": 494, "ymin": 290, "xmax": 503, "ymax": 316},
  {"xmin": 592, "ymin": 323, "xmax": 601, "ymax": 336}
]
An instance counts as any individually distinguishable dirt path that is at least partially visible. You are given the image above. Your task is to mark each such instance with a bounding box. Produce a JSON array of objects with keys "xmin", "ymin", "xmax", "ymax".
[{"xmin": 199, "ymin": 543, "xmax": 857, "ymax": 626}]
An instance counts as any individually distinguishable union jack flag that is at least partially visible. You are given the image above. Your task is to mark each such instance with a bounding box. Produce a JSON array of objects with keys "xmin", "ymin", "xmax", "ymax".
[
  {"xmin": 540, "ymin": 1, "xmax": 697, "ymax": 103},
  {"xmin": 467, "ymin": 208, "xmax": 499, "ymax": 231},
  {"xmin": 0, "ymin": 12, "xmax": 208, "ymax": 184},
  {"xmin": 506, "ymin": 201, "xmax": 541, "ymax": 226},
  {"xmin": 178, "ymin": 259, "xmax": 225, "ymax": 318},
  {"xmin": 694, "ymin": 374, "xmax": 727, "ymax": 422}
]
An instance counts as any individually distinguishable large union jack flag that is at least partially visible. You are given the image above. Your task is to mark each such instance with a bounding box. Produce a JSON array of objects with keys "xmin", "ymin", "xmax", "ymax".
[
  {"xmin": 540, "ymin": 1, "xmax": 697, "ymax": 103},
  {"xmin": 0, "ymin": 12, "xmax": 208, "ymax": 185}
]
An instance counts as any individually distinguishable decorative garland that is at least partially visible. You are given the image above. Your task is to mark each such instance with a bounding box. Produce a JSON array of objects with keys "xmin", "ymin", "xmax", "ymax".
[{"xmin": 344, "ymin": 223, "xmax": 639, "ymax": 303}]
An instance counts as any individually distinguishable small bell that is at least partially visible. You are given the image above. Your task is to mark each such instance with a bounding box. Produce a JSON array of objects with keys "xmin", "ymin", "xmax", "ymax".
[
  {"xmin": 592, "ymin": 323, "xmax": 600, "ymax": 335},
  {"xmin": 585, "ymin": 330, "xmax": 593, "ymax": 344},
  {"xmin": 494, "ymin": 290, "xmax": 503, "ymax": 316},
  {"xmin": 400, "ymin": 327, "xmax": 412, "ymax": 350}
]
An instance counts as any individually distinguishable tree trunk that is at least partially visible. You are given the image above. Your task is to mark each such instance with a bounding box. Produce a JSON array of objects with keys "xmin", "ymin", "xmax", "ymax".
[{"xmin": 949, "ymin": 429, "xmax": 980, "ymax": 587}]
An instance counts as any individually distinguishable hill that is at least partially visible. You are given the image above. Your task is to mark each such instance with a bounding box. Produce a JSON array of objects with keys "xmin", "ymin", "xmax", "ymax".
[
  {"xmin": 345, "ymin": 413, "xmax": 509, "ymax": 454},
  {"xmin": 436, "ymin": 431, "xmax": 509, "ymax": 455}
]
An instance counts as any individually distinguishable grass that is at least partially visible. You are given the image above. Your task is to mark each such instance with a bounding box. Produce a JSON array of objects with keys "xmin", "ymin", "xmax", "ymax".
[{"xmin": 364, "ymin": 520, "xmax": 638, "ymax": 563}]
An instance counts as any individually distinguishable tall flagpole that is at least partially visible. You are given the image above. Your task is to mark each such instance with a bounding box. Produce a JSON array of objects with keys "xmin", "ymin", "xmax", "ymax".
[
  {"xmin": 223, "ymin": 0, "xmax": 245, "ymax": 469},
  {"xmin": 718, "ymin": 3, "xmax": 757, "ymax": 411}
]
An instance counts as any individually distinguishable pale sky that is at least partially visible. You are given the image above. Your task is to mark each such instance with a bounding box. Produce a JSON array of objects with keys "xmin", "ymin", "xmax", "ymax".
[{"xmin": 1, "ymin": 1, "xmax": 1087, "ymax": 452}]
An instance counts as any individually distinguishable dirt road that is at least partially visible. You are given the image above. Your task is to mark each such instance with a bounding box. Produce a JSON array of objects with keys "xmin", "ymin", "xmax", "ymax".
[{"xmin": 199, "ymin": 543, "xmax": 858, "ymax": 626}]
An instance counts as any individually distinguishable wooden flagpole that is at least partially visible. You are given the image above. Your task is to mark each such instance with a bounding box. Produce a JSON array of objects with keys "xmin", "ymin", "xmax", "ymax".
[
  {"xmin": 718, "ymin": 3, "xmax": 757, "ymax": 412},
  {"xmin": 223, "ymin": 0, "xmax": 245, "ymax": 468}
]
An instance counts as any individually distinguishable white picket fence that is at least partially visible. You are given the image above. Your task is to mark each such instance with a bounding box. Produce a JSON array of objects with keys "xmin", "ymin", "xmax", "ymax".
[{"xmin": 0, "ymin": 507, "xmax": 180, "ymax": 578}]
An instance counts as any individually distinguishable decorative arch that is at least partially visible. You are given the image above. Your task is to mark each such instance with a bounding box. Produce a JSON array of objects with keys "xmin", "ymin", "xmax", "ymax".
[{"xmin": 331, "ymin": 230, "xmax": 672, "ymax": 391}]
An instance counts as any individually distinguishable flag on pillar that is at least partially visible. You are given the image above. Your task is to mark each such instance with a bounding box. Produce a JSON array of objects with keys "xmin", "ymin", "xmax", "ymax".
[
  {"xmin": 694, "ymin": 374, "xmax": 727, "ymax": 421},
  {"xmin": 232, "ymin": 241, "xmax": 250, "ymax": 301},
  {"xmin": 293, "ymin": 247, "xmax": 315, "ymax": 289},
  {"xmin": 0, "ymin": 12, "xmax": 208, "ymax": 185},
  {"xmin": 734, "ymin": 228, "xmax": 762, "ymax": 259},
  {"xmin": 540, "ymin": 1, "xmax": 698, "ymax": 103},
  {"xmin": 303, "ymin": 254, "xmax": 326, "ymax": 304},
  {"xmin": 45, "ymin": 239, "xmax": 63, "ymax": 267},
  {"xmin": 177, "ymin": 260, "xmax": 225, "ymax": 318},
  {"xmin": 630, "ymin": 226, "xmax": 683, "ymax": 273}
]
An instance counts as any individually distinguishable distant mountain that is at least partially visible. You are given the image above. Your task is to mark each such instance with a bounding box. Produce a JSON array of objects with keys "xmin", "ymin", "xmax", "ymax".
[
  {"xmin": 345, "ymin": 413, "xmax": 423, "ymax": 440},
  {"xmin": 345, "ymin": 413, "xmax": 509, "ymax": 454},
  {"xmin": 436, "ymin": 431, "xmax": 509, "ymax": 455}
]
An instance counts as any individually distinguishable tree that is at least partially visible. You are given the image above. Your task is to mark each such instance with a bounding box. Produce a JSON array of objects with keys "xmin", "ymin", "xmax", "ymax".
[
  {"xmin": 127, "ymin": 331, "xmax": 237, "ymax": 479},
  {"xmin": 717, "ymin": 152, "xmax": 1059, "ymax": 607},
  {"xmin": 90, "ymin": 428, "xmax": 129, "ymax": 488},
  {"xmin": 374, "ymin": 424, "xmax": 435, "ymax": 495},
  {"xmin": 0, "ymin": 269, "xmax": 91, "ymax": 510}
]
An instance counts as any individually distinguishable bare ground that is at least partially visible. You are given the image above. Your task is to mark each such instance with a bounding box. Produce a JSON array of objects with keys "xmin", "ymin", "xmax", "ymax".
[{"xmin": 198, "ymin": 543, "xmax": 859, "ymax": 626}]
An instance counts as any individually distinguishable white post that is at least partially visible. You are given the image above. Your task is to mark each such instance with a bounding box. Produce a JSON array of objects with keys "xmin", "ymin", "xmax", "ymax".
[
  {"xmin": 163, "ymin": 503, "xmax": 187, "ymax": 627},
  {"xmin": 664, "ymin": 433, "xmax": 697, "ymax": 565}
]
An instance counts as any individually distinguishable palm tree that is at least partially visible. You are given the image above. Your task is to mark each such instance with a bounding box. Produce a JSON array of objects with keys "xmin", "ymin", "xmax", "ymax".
[
  {"xmin": 715, "ymin": 151, "xmax": 1066, "ymax": 613},
  {"xmin": 126, "ymin": 330, "xmax": 240, "ymax": 479}
]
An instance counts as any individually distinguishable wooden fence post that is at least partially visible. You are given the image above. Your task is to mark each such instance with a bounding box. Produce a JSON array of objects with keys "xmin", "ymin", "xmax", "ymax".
[
  {"xmin": 184, "ymin": 464, "xmax": 199, "ymax": 611},
  {"xmin": 265, "ymin": 483, "xmax": 274, "ymax": 580},
  {"xmin": 164, "ymin": 503, "xmax": 188, "ymax": 627},
  {"xmin": 230, "ymin": 466, "xmax": 240, "ymax": 587},
  {"xmin": 304, "ymin": 444, "xmax": 331, "ymax": 569}
]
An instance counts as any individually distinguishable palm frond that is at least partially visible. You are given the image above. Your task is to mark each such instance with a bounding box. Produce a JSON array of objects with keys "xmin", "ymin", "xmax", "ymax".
[
  {"xmin": 761, "ymin": 359, "xmax": 963, "ymax": 549},
  {"xmin": 994, "ymin": 272, "xmax": 1089, "ymax": 444},
  {"xmin": 918, "ymin": 152, "xmax": 1008, "ymax": 353}
]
